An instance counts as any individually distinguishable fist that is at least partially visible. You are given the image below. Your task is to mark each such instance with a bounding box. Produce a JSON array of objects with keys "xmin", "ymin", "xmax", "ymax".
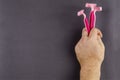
[{"xmin": 75, "ymin": 28, "xmax": 105, "ymax": 68}]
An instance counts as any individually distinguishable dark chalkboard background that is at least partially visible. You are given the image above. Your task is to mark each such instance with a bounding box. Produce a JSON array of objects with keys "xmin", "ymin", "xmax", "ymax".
[{"xmin": 0, "ymin": 0, "xmax": 119, "ymax": 80}]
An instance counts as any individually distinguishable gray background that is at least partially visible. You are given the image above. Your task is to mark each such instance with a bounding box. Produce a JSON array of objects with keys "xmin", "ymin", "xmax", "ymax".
[{"xmin": 0, "ymin": 0, "xmax": 119, "ymax": 80}]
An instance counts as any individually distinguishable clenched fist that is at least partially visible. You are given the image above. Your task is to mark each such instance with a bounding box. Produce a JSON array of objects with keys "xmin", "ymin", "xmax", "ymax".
[
  {"xmin": 75, "ymin": 28, "xmax": 105, "ymax": 80},
  {"xmin": 75, "ymin": 28, "xmax": 105, "ymax": 69}
]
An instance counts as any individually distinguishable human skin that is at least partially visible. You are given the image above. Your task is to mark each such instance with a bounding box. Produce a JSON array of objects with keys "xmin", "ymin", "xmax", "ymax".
[{"xmin": 75, "ymin": 28, "xmax": 105, "ymax": 80}]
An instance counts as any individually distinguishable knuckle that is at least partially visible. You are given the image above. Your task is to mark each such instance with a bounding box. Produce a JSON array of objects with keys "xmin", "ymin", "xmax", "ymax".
[{"xmin": 75, "ymin": 44, "xmax": 79, "ymax": 52}]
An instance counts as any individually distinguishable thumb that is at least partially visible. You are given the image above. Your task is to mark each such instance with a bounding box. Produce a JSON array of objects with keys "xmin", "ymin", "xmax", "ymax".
[{"xmin": 89, "ymin": 28, "xmax": 103, "ymax": 39}]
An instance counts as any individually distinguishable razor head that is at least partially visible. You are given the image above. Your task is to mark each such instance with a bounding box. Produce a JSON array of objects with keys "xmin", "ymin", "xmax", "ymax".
[
  {"xmin": 85, "ymin": 3, "xmax": 97, "ymax": 8},
  {"xmin": 77, "ymin": 10, "xmax": 85, "ymax": 16},
  {"xmin": 94, "ymin": 6, "xmax": 102, "ymax": 11}
]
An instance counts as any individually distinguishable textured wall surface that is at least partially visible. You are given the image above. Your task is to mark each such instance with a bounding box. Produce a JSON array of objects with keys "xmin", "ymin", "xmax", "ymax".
[{"xmin": 0, "ymin": 0, "xmax": 119, "ymax": 80}]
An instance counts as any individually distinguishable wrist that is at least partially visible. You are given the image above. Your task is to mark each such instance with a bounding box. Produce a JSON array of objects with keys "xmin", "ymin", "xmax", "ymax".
[
  {"xmin": 81, "ymin": 64, "xmax": 101, "ymax": 73},
  {"xmin": 80, "ymin": 64, "xmax": 101, "ymax": 80},
  {"xmin": 80, "ymin": 62, "xmax": 101, "ymax": 70}
]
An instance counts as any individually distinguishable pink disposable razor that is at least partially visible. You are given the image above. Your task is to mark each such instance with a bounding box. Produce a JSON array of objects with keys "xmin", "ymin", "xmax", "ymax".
[
  {"xmin": 77, "ymin": 3, "xmax": 102, "ymax": 34},
  {"xmin": 77, "ymin": 10, "xmax": 90, "ymax": 33}
]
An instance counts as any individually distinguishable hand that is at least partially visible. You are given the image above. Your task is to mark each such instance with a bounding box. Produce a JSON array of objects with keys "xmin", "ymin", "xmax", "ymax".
[{"xmin": 75, "ymin": 28, "xmax": 105, "ymax": 68}]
